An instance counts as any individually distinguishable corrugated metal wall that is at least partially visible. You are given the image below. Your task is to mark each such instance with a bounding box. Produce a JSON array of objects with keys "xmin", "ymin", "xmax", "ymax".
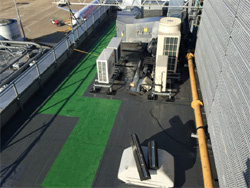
[{"xmin": 195, "ymin": 0, "xmax": 250, "ymax": 187}]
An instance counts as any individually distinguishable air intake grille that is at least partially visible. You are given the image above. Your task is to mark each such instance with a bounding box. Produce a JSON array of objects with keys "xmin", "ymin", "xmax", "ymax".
[
  {"xmin": 195, "ymin": 0, "xmax": 250, "ymax": 187},
  {"xmin": 97, "ymin": 61, "xmax": 107, "ymax": 83}
]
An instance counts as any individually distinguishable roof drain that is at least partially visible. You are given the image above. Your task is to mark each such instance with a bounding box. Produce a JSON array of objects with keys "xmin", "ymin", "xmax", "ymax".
[{"xmin": 186, "ymin": 53, "xmax": 214, "ymax": 188}]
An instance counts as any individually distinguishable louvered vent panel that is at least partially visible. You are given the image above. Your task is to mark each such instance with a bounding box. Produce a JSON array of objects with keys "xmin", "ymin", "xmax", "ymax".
[
  {"xmin": 198, "ymin": 25, "xmax": 220, "ymax": 91},
  {"xmin": 222, "ymin": 0, "xmax": 239, "ymax": 14},
  {"xmin": 210, "ymin": 0, "xmax": 235, "ymax": 33},
  {"xmin": 200, "ymin": 11, "xmax": 225, "ymax": 69},
  {"xmin": 97, "ymin": 61, "xmax": 107, "ymax": 82},
  {"xmin": 195, "ymin": 40, "xmax": 212, "ymax": 112},
  {"xmin": 194, "ymin": 44, "xmax": 209, "ymax": 110},
  {"xmin": 208, "ymin": 76, "xmax": 236, "ymax": 188},
  {"xmin": 195, "ymin": 0, "xmax": 250, "ymax": 186},
  {"xmin": 221, "ymin": 63, "xmax": 250, "ymax": 187},
  {"xmin": 226, "ymin": 40, "xmax": 250, "ymax": 106},
  {"xmin": 230, "ymin": 19, "xmax": 250, "ymax": 64},
  {"xmin": 204, "ymin": 1, "xmax": 229, "ymax": 52},
  {"xmin": 236, "ymin": 0, "xmax": 250, "ymax": 29}
]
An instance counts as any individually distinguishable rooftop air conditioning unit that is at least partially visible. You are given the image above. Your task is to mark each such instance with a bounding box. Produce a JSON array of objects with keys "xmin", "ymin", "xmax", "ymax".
[
  {"xmin": 107, "ymin": 37, "xmax": 122, "ymax": 64},
  {"xmin": 156, "ymin": 17, "xmax": 181, "ymax": 73},
  {"xmin": 155, "ymin": 55, "xmax": 168, "ymax": 92},
  {"xmin": 96, "ymin": 48, "xmax": 115, "ymax": 84}
]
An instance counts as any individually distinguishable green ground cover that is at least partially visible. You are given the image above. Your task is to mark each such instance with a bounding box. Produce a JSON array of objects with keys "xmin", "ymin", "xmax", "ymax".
[{"xmin": 40, "ymin": 24, "xmax": 121, "ymax": 187}]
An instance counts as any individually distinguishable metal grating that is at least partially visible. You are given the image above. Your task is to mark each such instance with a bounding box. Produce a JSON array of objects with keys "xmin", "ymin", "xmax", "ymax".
[
  {"xmin": 222, "ymin": 0, "xmax": 240, "ymax": 14},
  {"xmin": 195, "ymin": 0, "xmax": 250, "ymax": 187},
  {"xmin": 237, "ymin": 1, "xmax": 250, "ymax": 30},
  {"xmin": 230, "ymin": 18, "xmax": 250, "ymax": 64},
  {"xmin": 220, "ymin": 63, "xmax": 250, "ymax": 187},
  {"xmin": 208, "ymin": 76, "xmax": 234, "ymax": 187},
  {"xmin": 199, "ymin": 10, "xmax": 226, "ymax": 69},
  {"xmin": 203, "ymin": 1, "xmax": 230, "ymax": 52},
  {"xmin": 209, "ymin": 0, "xmax": 235, "ymax": 33},
  {"xmin": 195, "ymin": 15, "xmax": 223, "ymax": 113},
  {"xmin": 226, "ymin": 40, "xmax": 250, "ymax": 107},
  {"xmin": 195, "ymin": 42, "xmax": 212, "ymax": 112}
]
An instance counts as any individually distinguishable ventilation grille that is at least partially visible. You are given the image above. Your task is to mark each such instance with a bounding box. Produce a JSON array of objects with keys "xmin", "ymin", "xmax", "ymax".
[
  {"xmin": 97, "ymin": 61, "xmax": 107, "ymax": 83},
  {"xmin": 209, "ymin": 0, "xmax": 235, "ymax": 33},
  {"xmin": 222, "ymin": 0, "xmax": 239, "ymax": 14},
  {"xmin": 237, "ymin": 1, "xmax": 250, "ymax": 30},
  {"xmin": 203, "ymin": 1, "xmax": 230, "ymax": 52},
  {"xmin": 195, "ymin": 0, "xmax": 250, "ymax": 187}
]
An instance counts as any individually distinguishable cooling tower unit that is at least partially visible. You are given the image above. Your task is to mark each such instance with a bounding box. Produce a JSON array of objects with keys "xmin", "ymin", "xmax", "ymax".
[
  {"xmin": 96, "ymin": 48, "xmax": 115, "ymax": 84},
  {"xmin": 156, "ymin": 17, "xmax": 181, "ymax": 73},
  {"xmin": 0, "ymin": 19, "xmax": 22, "ymax": 41}
]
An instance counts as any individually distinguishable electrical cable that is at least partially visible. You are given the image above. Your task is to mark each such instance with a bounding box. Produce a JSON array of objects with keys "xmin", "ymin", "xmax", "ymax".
[
  {"xmin": 149, "ymin": 98, "xmax": 193, "ymax": 148},
  {"xmin": 74, "ymin": 48, "xmax": 99, "ymax": 56}
]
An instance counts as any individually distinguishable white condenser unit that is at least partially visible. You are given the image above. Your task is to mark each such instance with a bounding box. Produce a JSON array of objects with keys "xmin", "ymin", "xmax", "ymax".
[
  {"xmin": 156, "ymin": 17, "xmax": 181, "ymax": 73},
  {"xmin": 107, "ymin": 37, "xmax": 122, "ymax": 64},
  {"xmin": 96, "ymin": 48, "xmax": 115, "ymax": 84},
  {"xmin": 155, "ymin": 55, "xmax": 168, "ymax": 92}
]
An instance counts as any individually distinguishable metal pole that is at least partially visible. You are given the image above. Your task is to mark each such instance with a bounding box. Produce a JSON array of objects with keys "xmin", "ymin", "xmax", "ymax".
[
  {"xmin": 186, "ymin": 53, "xmax": 213, "ymax": 188},
  {"xmin": 85, "ymin": 20, "xmax": 88, "ymax": 30},
  {"xmin": 67, "ymin": 0, "xmax": 75, "ymax": 45},
  {"xmin": 35, "ymin": 62, "xmax": 44, "ymax": 89},
  {"xmin": 76, "ymin": 27, "xmax": 79, "ymax": 39},
  {"xmin": 13, "ymin": 83, "xmax": 24, "ymax": 110},
  {"xmin": 13, "ymin": 0, "xmax": 26, "ymax": 40},
  {"xmin": 92, "ymin": 14, "xmax": 95, "ymax": 25},
  {"xmin": 66, "ymin": 36, "xmax": 69, "ymax": 50},
  {"xmin": 52, "ymin": 48, "xmax": 57, "ymax": 61},
  {"xmin": 52, "ymin": 48, "xmax": 58, "ymax": 69}
]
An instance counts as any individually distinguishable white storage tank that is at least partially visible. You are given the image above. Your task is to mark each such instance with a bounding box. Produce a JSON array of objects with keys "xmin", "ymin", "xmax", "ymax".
[{"xmin": 0, "ymin": 19, "xmax": 23, "ymax": 41}]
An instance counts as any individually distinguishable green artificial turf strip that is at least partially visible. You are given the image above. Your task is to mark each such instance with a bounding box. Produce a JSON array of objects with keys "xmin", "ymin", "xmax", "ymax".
[{"xmin": 40, "ymin": 24, "xmax": 121, "ymax": 187}]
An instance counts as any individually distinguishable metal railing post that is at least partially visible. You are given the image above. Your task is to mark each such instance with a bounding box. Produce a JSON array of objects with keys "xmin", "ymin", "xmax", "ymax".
[
  {"xmin": 66, "ymin": 36, "xmax": 70, "ymax": 50},
  {"xmin": 13, "ymin": 83, "xmax": 24, "ymax": 111},
  {"xmin": 92, "ymin": 14, "xmax": 95, "ymax": 25},
  {"xmin": 35, "ymin": 62, "xmax": 44, "ymax": 89},
  {"xmin": 52, "ymin": 48, "xmax": 58, "ymax": 70},
  {"xmin": 76, "ymin": 27, "xmax": 79, "ymax": 40},
  {"xmin": 85, "ymin": 20, "xmax": 88, "ymax": 30}
]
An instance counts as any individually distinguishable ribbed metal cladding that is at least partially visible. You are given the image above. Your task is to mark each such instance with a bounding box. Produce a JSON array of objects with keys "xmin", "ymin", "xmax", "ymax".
[
  {"xmin": 203, "ymin": 1, "xmax": 230, "ymax": 52},
  {"xmin": 195, "ymin": 0, "xmax": 250, "ymax": 187},
  {"xmin": 200, "ymin": 11, "xmax": 225, "ymax": 70},
  {"xmin": 237, "ymin": 1, "xmax": 250, "ymax": 29},
  {"xmin": 222, "ymin": 0, "xmax": 240, "ymax": 14},
  {"xmin": 209, "ymin": 0, "xmax": 235, "ymax": 33}
]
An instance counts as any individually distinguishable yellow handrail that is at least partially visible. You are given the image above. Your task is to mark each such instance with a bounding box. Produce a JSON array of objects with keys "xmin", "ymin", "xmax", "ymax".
[{"xmin": 186, "ymin": 53, "xmax": 214, "ymax": 188}]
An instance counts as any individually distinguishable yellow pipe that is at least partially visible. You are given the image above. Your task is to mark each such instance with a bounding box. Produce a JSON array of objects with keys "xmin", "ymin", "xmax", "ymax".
[{"xmin": 186, "ymin": 53, "xmax": 214, "ymax": 188}]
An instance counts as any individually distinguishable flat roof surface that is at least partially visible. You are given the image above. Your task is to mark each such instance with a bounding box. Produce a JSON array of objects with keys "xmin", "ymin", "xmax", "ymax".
[{"xmin": 0, "ymin": 11, "xmax": 219, "ymax": 188}]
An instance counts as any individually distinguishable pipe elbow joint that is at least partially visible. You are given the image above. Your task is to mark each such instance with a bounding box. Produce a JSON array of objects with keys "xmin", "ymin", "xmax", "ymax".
[
  {"xmin": 186, "ymin": 53, "xmax": 194, "ymax": 60},
  {"xmin": 191, "ymin": 100, "xmax": 203, "ymax": 109}
]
